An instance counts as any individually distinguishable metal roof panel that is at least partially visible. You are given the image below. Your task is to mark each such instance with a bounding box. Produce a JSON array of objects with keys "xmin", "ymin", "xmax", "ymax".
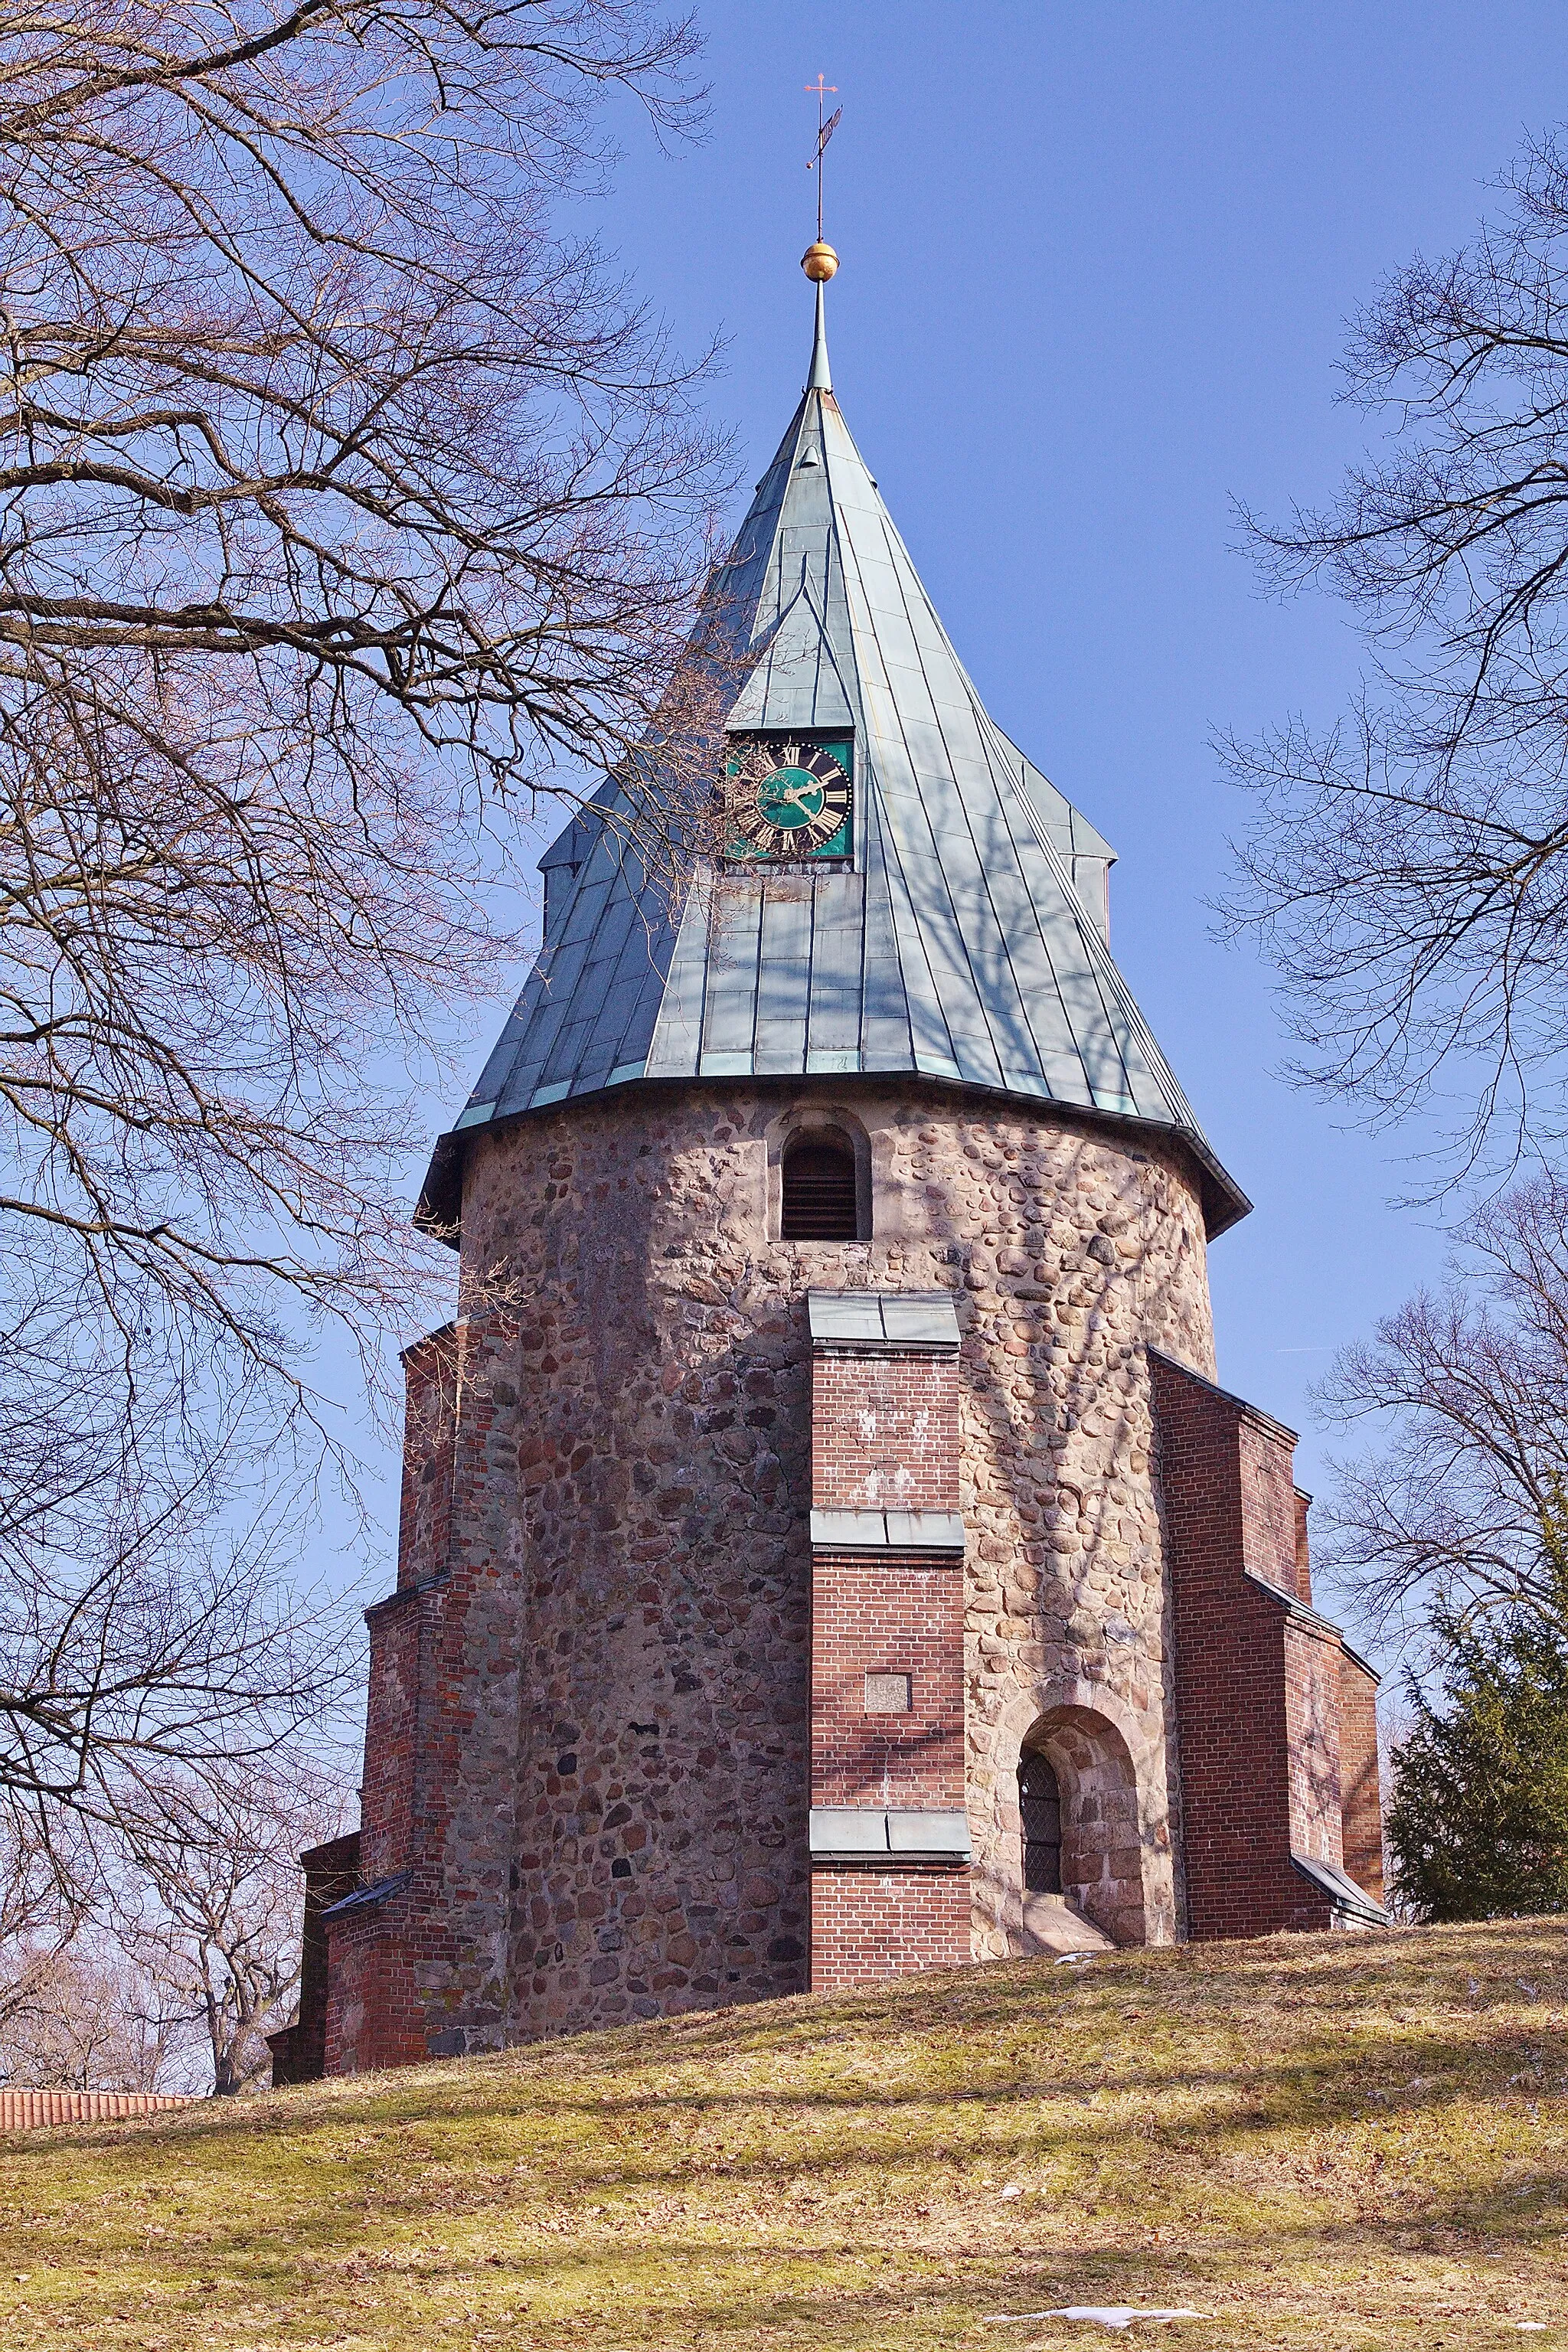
[{"xmin": 429, "ymin": 296, "xmax": 1245, "ymax": 1238}]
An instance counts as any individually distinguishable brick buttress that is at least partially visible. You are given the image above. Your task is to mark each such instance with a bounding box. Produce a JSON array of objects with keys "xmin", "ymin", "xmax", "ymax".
[
  {"xmin": 1148, "ymin": 1351, "xmax": 1383, "ymax": 1936},
  {"xmin": 806, "ymin": 1292, "xmax": 970, "ymax": 1988}
]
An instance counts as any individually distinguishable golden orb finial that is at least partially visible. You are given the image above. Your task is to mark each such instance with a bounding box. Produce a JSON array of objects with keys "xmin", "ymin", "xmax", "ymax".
[{"xmin": 802, "ymin": 240, "xmax": 838, "ymax": 284}]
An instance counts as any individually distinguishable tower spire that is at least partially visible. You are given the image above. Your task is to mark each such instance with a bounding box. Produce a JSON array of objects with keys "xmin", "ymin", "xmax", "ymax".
[
  {"xmin": 807, "ymin": 276, "xmax": 831, "ymax": 391},
  {"xmin": 802, "ymin": 76, "xmax": 841, "ymax": 394}
]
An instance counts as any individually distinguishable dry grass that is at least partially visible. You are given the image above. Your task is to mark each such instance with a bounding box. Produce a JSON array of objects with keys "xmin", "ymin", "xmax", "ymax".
[{"xmin": 2, "ymin": 1917, "xmax": 1566, "ymax": 2350}]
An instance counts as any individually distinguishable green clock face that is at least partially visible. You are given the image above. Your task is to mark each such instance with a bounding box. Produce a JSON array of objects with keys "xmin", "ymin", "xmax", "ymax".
[{"xmin": 725, "ymin": 736, "xmax": 852, "ymax": 859}]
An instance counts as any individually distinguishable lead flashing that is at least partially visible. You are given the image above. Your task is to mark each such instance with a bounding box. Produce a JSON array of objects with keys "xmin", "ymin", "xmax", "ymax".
[
  {"xmin": 1290, "ymin": 1851, "xmax": 1388, "ymax": 1929},
  {"xmin": 1339, "ymin": 1637, "xmax": 1383, "ymax": 1687},
  {"xmin": 809, "ymin": 1508, "xmax": 965, "ymax": 1552},
  {"xmin": 322, "ymin": 1870, "xmax": 412, "ymax": 1918},
  {"xmin": 1243, "ymin": 1570, "xmax": 1361, "ymax": 1651},
  {"xmin": 1148, "ymin": 1346, "xmax": 1299, "ymax": 1449},
  {"xmin": 807, "ymin": 1289, "xmax": 960, "ymax": 1350},
  {"xmin": 808, "ymin": 1807, "xmax": 972, "ymax": 1866}
]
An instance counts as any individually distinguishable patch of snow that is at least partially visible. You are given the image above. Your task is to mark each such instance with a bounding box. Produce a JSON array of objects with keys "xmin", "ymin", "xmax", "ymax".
[{"xmin": 983, "ymin": 2311, "xmax": 1205, "ymax": 2331}]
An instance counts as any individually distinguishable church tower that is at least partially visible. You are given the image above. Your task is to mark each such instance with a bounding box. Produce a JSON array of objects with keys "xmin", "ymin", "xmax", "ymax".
[{"xmin": 270, "ymin": 250, "xmax": 1386, "ymax": 2082}]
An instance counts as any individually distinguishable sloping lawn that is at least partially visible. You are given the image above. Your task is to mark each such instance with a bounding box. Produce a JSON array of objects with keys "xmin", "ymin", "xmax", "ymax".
[{"xmin": 2, "ymin": 1918, "xmax": 1565, "ymax": 2351}]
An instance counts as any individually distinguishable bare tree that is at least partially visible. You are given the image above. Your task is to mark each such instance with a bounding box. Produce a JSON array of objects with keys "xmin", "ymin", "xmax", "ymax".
[
  {"xmin": 0, "ymin": 1766, "xmax": 345, "ymax": 2094},
  {"xmin": 114, "ymin": 1768, "xmax": 348, "ymax": 2095},
  {"xmin": 0, "ymin": 1804, "xmax": 90, "ymax": 2039},
  {"xmin": 0, "ymin": 1359, "xmax": 352, "ymax": 1838},
  {"xmin": 1315, "ymin": 1173, "xmax": 1568, "ymax": 1655},
  {"xmin": 1221, "ymin": 132, "xmax": 1568, "ymax": 1180},
  {"xmin": 0, "ymin": 1, "xmax": 728, "ymax": 1822},
  {"xmin": 0, "ymin": 1796, "xmax": 182, "ymax": 2090},
  {"xmin": 0, "ymin": 1937, "xmax": 175, "ymax": 2092}
]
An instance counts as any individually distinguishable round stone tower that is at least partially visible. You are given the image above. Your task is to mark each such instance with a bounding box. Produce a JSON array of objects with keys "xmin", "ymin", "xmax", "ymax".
[
  {"xmin": 285, "ymin": 257, "xmax": 1384, "ymax": 2086},
  {"xmin": 445, "ymin": 1080, "xmax": 1218, "ymax": 2043}
]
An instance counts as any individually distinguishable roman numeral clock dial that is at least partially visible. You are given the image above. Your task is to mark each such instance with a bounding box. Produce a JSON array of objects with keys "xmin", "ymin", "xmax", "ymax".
[{"xmin": 725, "ymin": 737, "xmax": 852, "ymax": 860}]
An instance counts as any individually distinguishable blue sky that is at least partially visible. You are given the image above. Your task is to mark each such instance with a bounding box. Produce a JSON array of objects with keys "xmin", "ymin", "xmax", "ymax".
[{"xmin": 335, "ymin": 5, "xmax": 1568, "ymax": 1595}]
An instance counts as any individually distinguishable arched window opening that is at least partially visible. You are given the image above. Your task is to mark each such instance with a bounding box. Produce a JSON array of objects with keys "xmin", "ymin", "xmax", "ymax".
[
  {"xmin": 1019, "ymin": 1750, "xmax": 1063, "ymax": 1894},
  {"xmin": 781, "ymin": 1132, "xmax": 860, "ymax": 1241}
]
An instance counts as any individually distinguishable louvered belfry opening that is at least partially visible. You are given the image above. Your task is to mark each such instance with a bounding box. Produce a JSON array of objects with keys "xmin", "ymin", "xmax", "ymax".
[
  {"xmin": 781, "ymin": 1133, "xmax": 860, "ymax": 1241},
  {"xmin": 1019, "ymin": 1750, "xmax": 1063, "ymax": 1894}
]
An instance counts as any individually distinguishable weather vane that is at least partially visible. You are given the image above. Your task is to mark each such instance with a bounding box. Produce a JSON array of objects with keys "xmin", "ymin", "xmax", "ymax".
[{"xmin": 802, "ymin": 76, "xmax": 841, "ymax": 283}]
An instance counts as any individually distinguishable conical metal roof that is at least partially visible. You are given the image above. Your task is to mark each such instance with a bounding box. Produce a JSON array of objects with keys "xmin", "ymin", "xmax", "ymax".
[{"xmin": 421, "ymin": 286, "xmax": 1247, "ymax": 1237}]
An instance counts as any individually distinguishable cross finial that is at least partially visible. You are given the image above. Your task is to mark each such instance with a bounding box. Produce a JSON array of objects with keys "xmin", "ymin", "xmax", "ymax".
[
  {"xmin": 801, "ymin": 80, "xmax": 841, "ymax": 392},
  {"xmin": 804, "ymin": 77, "xmax": 841, "ymax": 247}
]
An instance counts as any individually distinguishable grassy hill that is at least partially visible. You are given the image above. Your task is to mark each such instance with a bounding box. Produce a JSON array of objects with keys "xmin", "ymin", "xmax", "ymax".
[{"xmin": 2, "ymin": 1918, "xmax": 1565, "ymax": 2352}]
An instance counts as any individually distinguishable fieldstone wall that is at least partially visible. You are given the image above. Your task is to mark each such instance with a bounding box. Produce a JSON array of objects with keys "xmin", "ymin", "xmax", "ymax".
[{"xmin": 433, "ymin": 1077, "xmax": 1215, "ymax": 2042}]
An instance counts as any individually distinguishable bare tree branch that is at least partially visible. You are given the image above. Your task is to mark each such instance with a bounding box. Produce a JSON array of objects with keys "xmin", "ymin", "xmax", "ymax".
[
  {"xmin": 0, "ymin": 1937, "xmax": 175, "ymax": 2091},
  {"xmin": 112, "ymin": 1765, "xmax": 349, "ymax": 2094},
  {"xmin": 1315, "ymin": 1173, "xmax": 1568, "ymax": 1657},
  {"xmin": 0, "ymin": 0, "xmax": 727, "ymax": 1824},
  {"xmin": 1221, "ymin": 130, "xmax": 1568, "ymax": 1180}
]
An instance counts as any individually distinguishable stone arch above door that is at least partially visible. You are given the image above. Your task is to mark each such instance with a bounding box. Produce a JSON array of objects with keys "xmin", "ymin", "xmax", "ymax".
[
  {"xmin": 1018, "ymin": 1704, "xmax": 1145, "ymax": 1946},
  {"xmin": 978, "ymin": 1681, "xmax": 1172, "ymax": 1956}
]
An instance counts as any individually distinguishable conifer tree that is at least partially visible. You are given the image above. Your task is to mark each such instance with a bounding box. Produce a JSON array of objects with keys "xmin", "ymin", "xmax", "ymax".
[{"xmin": 1387, "ymin": 1494, "xmax": 1568, "ymax": 1919}]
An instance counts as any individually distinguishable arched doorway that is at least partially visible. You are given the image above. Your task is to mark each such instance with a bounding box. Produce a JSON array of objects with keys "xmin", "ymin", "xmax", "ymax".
[{"xmin": 1017, "ymin": 1706, "xmax": 1145, "ymax": 1948}]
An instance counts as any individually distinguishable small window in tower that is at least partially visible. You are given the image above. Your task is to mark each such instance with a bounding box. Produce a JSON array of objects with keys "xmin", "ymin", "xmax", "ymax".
[
  {"xmin": 1019, "ymin": 1750, "xmax": 1063, "ymax": 1894},
  {"xmin": 780, "ymin": 1132, "xmax": 860, "ymax": 1240}
]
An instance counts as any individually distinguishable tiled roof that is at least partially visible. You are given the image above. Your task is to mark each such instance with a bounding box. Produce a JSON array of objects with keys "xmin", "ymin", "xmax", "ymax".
[
  {"xmin": 0, "ymin": 2090, "xmax": 193, "ymax": 2129},
  {"xmin": 423, "ymin": 286, "xmax": 1246, "ymax": 1236}
]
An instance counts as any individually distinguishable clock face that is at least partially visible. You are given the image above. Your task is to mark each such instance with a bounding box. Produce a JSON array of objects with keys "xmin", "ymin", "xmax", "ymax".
[{"xmin": 725, "ymin": 736, "xmax": 852, "ymax": 859}]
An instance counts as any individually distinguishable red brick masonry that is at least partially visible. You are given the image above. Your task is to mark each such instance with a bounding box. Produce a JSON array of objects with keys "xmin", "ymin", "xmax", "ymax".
[
  {"xmin": 808, "ymin": 1297, "xmax": 970, "ymax": 1990},
  {"xmin": 1339, "ymin": 1651, "xmax": 1384, "ymax": 1901},
  {"xmin": 1148, "ymin": 1349, "xmax": 1383, "ymax": 1937},
  {"xmin": 810, "ymin": 1550, "xmax": 965, "ymax": 1810},
  {"xmin": 809, "ymin": 1867, "xmax": 972, "ymax": 1991},
  {"xmin": 315, "ymin": 1312, "xmax": 524, "ymax": 2073},
  {"xmin": 811, "ymin": 1344, "xmax": 961, "ymax": 1515},
  {"xmin": 266, "ymin": 1830, "xmax": 361, "ymax": 2085}
]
